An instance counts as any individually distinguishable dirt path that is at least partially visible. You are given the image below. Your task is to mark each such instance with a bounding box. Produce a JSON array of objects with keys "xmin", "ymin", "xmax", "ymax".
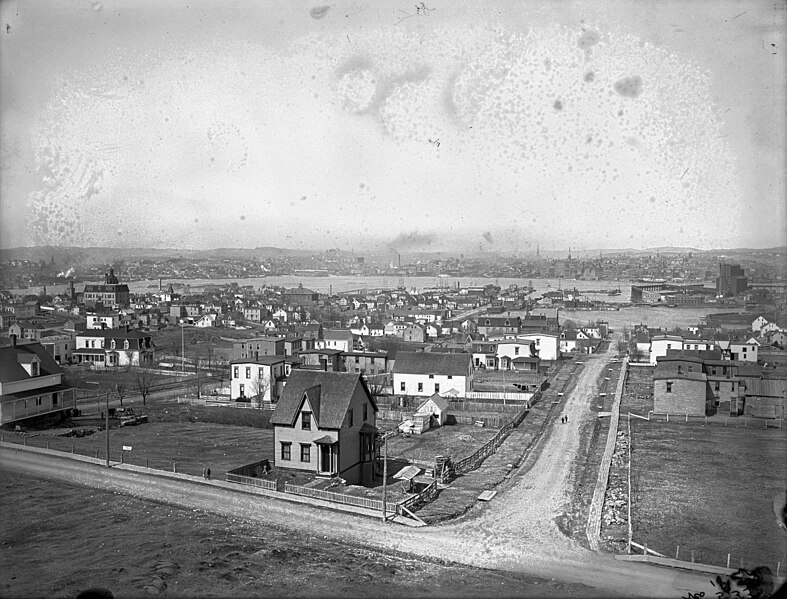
[{"xmin": 1, "ymin": 343, "xmax": 717, "ymax": 597}]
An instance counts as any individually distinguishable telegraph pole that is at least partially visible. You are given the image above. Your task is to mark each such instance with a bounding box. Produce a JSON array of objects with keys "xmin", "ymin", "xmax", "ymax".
[
  {"xmin": 105, "ymin": 390, "xmax": 110, "ymax": 468},
  {"xmin": 381, "ymin": 435, "xmax": 388, "ymax": 523}
]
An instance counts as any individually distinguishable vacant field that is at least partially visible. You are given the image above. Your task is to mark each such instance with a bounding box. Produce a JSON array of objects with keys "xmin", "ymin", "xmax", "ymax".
[
  {"xmin": 630, "ymin": 421, "xmax": 787, "ymax": 571},
  {"xmin": 0, "ymin": 472, "xmax": 605, "ymax": 599},
  {"xmin": 621, "ymin": 366, "xmax": 654, "ymax": 415},
  {"xmin": 1, "ymin": 422, "xmax": 271, "ymax": 479}
]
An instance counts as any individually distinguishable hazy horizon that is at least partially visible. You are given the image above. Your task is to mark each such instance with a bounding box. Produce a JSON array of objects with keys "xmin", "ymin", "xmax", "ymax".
[{"xmin": 1, "ymin": 0, "xmax": 785, "ymax": 252}]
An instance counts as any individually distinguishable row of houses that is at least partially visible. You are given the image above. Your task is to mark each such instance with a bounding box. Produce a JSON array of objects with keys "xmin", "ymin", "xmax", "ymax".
[{"xmin": 652, "ymin": 349, "xmax": 786, "ymax": 418}]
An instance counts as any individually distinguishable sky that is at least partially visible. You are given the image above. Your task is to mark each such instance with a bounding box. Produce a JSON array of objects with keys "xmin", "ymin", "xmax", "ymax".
[{"xmin": 0, "ymin": 0, "xmax": 785, "ymax": 253}]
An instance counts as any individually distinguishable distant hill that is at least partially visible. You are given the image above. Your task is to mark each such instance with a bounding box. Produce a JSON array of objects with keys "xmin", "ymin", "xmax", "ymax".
[{"xmin": 0, "ymin": 245, "xmax": 312, "ymax": 265}]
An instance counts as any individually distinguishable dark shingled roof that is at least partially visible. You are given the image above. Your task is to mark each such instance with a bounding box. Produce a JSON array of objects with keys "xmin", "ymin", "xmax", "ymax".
[
  {"xmin": 270, "ymin": 371, "xmax": 377, "ymax": 429},
  {"xmin": 0, "ymin": 342, "xmax": 63, "ymax": 383},
  {"xmin": 392, "ymin": 352, "xmax": 471, "ymax": 376}
]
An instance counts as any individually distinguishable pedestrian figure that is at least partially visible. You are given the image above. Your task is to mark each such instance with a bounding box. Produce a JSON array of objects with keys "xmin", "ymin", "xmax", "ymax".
[
  {"xmin": 206, "ymin": 467, "xmax": 211, "ymax": 480},
  {"xmin": 202, "ymin": 466, "xmax": 207, "ymax": 479}
]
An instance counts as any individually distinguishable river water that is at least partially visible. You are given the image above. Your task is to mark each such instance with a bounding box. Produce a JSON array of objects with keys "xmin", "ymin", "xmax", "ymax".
[{"xmin": 11, "ymin": 275, "xmax": 728, "ymax": 330}]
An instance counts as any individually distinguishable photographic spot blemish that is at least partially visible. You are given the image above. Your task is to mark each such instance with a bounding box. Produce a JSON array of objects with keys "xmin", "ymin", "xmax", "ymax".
[
  {"xmin": 577, "ymin": 30, "xmax": 600, "ymax": 50},
  {"xmin": 584, "ymin": 71, "xmax": 595, "ymax": 83},
  {"xmin": 310, "ymin": 6, "xmax": 330, "ymax": 19},
  {"xmin": 553, "ymin": 99, "xmax": 563, "ymax": 111},
  {"xmin": 240, "ymin": 215, "xmax": 246, "ymax": 221},
  {"xmin": 614, "ymin": 75, "xmax": 643, "ymax": 98},
  {"xmin": 92, "ymin": 1, "xmax": 103, "ymax": 11}
]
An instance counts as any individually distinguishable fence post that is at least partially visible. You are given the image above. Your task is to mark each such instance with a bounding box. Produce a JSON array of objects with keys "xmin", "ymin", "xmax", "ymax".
[
  {"xmin": 727, "ymin": 553, "xmax": 730, "ymax": 568},
  {"xmin": 72, "ymin": 444, "xmax": 74, "ymax": 454},
  {"xmin": 691, "ymin": 550, "xmax": 695, "ymax": 563},
  {"xmin": 121, "ymin": 452, "xmax": 124, "ymax": 464},
  {"xmin": 46, "ymin": 440, "xmax": 49, "ymax": 450},
  {"xmin": 777, "ymin": 561, "xmax": 781, "ymax": 578},
  {"xmin": 146, "ymin": 458, "xmax": 149, "ymax": 469},
  {"xmin": 676, "ymin": 545, "xmax": 680, "ymax": 560},
  {"xmin": 173, "ymin": 461, "xmax": 176, "ymax": 473},
  {"xmin": 744, "ymin": 418, "xmax": 747, "ymax": 428},
  {"xmin": 95, "ymin": 448, "xmax": 99, "ymax": 458},
  {"xmin": 666, "ymin": 413, "xmax": 669, "ymax": 422},
  {"xmin": 24, "ymin": 437, "xmax": 27, "ymax": 446},
  {"xmin": 685, "ymin": 413, "xmax": 688, "ymax": 423}
]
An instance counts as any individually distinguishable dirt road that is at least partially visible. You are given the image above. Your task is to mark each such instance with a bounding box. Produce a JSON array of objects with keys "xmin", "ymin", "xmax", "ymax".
[{"xmin": 0, "ymin": 341, "xmax": 716, "ymax": 597}]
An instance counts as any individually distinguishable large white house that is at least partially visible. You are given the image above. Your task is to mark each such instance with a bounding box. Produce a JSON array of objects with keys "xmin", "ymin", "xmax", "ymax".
[
  {"xmin": 230, "ymin": 357, "xmax": 286, "ymax": 404},
  {"xmin": 392, "ymin": 352, "xmax": 473, "ymax": 397},
  {"xmin": 73, "ymin": 328, "xmax": 154, "ymax": 368}
]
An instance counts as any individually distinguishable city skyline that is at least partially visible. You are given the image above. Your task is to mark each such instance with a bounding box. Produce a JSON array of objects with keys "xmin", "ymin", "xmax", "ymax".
[{"xmin": 1, "ymin": 0, "xmax": 785, "ymax": 252}]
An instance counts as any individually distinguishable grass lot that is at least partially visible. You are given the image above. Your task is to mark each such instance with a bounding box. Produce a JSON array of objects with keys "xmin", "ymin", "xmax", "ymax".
[
  {"xmin": 630, "ymin": 421, "xmax": 787, "ymax": 571},
  {"xmin": 379, "ymin": 419, "xmax": 501, "ymax": 467},
  {"xmin": 0, "ymin": 473, "xmax": 606, "ymax": 599}
]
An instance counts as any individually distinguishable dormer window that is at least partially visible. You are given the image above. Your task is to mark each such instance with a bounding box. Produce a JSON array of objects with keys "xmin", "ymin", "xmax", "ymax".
[
  {"xmin": 124, "ymin": 340, "xmax": 130, "ymax": 350},
  {"xmin": 31, "ymin": 362, "xmax": 39, "ymax": 376},
  {"xmin": 110, "ymin": 340, "xmax": 116, "ymax": 349}
]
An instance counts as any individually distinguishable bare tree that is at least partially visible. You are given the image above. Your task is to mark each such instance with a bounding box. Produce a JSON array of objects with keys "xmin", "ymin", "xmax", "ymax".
[
  {"xmin": 134, "ymin": 367, "xmax": 159, "ymax": 406},
  {"xmin": 115, "ymin": 383, "xmax": 127, "ymax": 407},
  {"xmin": 250, "ymin": 370, "xmax": 271, "ymax": 408}
]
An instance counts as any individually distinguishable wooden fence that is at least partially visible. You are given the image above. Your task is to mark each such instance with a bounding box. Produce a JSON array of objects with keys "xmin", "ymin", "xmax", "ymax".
[
  {"xmin": 646, "ymin": 412, "xmax": 783, "ymax": 428},
  {"xmin": 464, "ymin": 391, "xmax": 534, "ymax": 402},
  {"xmin": 398, "ymin": 480, "xmax": 438, "ymax": 513},
  {"xmin": 284, "ymin": 483, "xmax": 395, "ymax": 513},
  {"xmin": 226, "ymin": 472, "xmax": 279, "ymax": 491},
  {"xmin": 453, "ymin": 394, "xmax": 537, "ymax": 475}
]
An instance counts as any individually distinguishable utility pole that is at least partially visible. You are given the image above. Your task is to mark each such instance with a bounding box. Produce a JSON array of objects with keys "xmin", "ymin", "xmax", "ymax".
[
  {"xmin": 181, "ymin": 323, "xmax": 185, "ymax": 372},
  {"xmin": 381, "ymin": 435, "xmax": 388, "ymax": 523},
  {"xmin": 105, "ymin": 391, "xmax": 110, "ymax": 468}
]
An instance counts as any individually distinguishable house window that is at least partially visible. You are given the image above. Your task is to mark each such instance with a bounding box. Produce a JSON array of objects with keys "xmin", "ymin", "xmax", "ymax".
[
  {"xmin": 448, "ymin": 375, "xmax": 453, "ymax": 380},
  {"xmin": 35, "ymin": 397, "xmax": 43, "ymax": 406},
  {"xmin": 233, "ymin": 366, "xmax": 239, "ymax": 379},
  {"xmin": 349, "ymin": 409, "xmax": 354, "ymax": 427},
  {"xmin": 418, "ymin": 382, "xmax": 423, "ymax": 392},
  {"xmin": 677, "ymin": 365, "xmax": 683, "ymax": 374},
  {"xmin": 300, "ymin": 444, "xmax": 311, "ymax": 463},
  {"xmin": 666, "ymin": 382, "xmax": 673, "ymax": 393},
  {"xmin": 428, "ymin": 374, "xmax": 434, "ymax": 379},
  {"xmin": 400, "ymin": 381, "xmax": 406, "ymax": 392},
  {"xmin": 715, "ymin": 381, "xmax": 720, "ymax": 391},
  {"xmin": 302, "ymin": 412, "xmax": 311, "ymax": 430},
  {"xmin": 259, "ymin": 368, "xmax": 264, "ymax": 379},
  {"xmin": 281, "ymin": 442, "xmax": 291, "ymax": 461},
  {"xmin": 515, "ymin": 347, "xmax": 519, "ymax": 355},
  {"xmin": 355, "ymin": 356, "xmax": 360, "ymax": 363},
  {"xmin": 731, "ymin": 382, "xmax": 735, "ymax": 391},
  {"xmin": 435, "ymin": 383, "xmax": 440, "ymax": 393},
  {"xmin": 52, "ymin": 392, "xmax": 58, "ymax": 406},
  {"xmin": 246, "ymin": 367, "xmax": 251, "ymax": 379},
  {"xmin": 124, "ymin": 340, "xmax": 129, "ymax": 350},
  {"xmin": 363, "ymin": 403, "xmax": 368, "ymax": 421}
]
